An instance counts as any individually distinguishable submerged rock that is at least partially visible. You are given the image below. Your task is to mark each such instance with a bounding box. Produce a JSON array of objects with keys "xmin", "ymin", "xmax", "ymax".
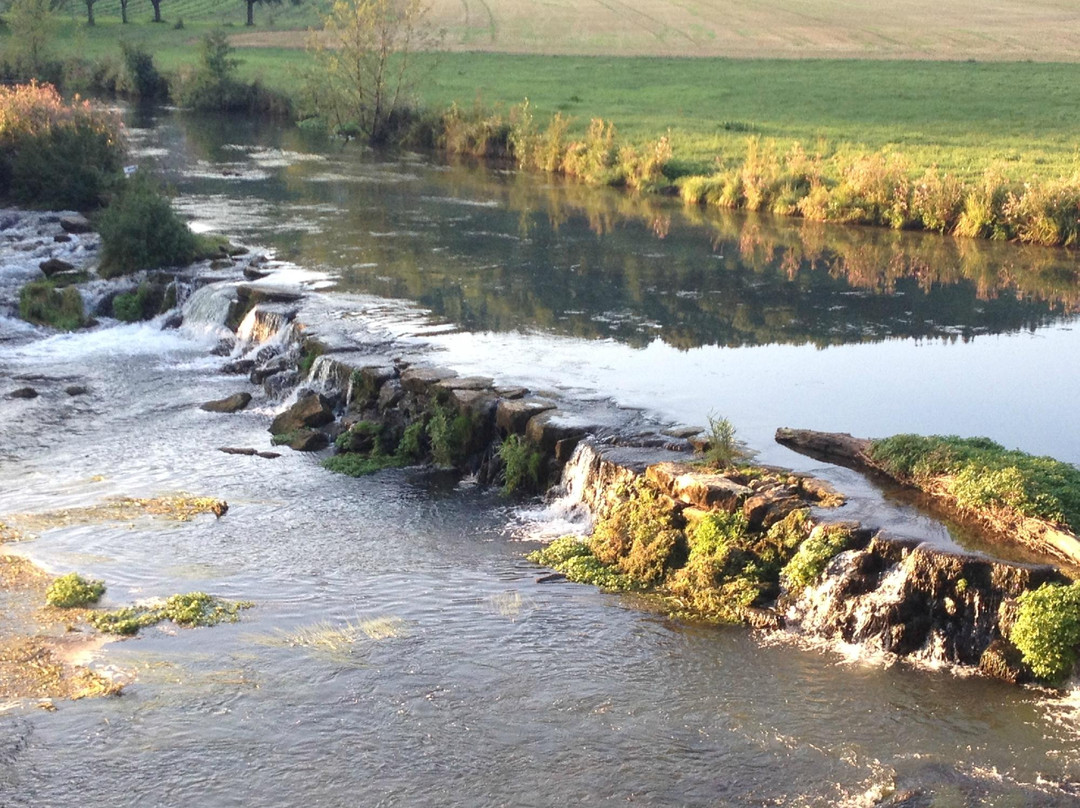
[
  {"xmin": 9, "ymin": 387, "xmax": 38, "ymax": 399},
  {"xmin": 59, "ymin": 214, "xmax": 93, "ymax": 234},
  {"xmin": 39, "ymin": 257, "xmax": 75, "ymax": 277},
  {"xmin": 201, "ymin": 392, "xmax": 253, "ymax": 413},
  {"xmin": 65, "ymin": 385, "xmax": 89, "ymax": 396},
  {"xmin": 278, "ymin": 428, "xmax": 329, "ymax": 452}
]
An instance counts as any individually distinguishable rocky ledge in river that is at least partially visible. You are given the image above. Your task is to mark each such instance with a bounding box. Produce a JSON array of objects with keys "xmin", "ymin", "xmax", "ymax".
[{"xmin": 198, "ymin": 294, "xmax": 1080, "ymax": 687}]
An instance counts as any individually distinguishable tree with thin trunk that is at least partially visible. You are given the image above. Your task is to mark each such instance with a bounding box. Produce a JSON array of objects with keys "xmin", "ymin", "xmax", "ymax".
[
  {"xmin": 149, "ymin": 0, "xmax": 163, "ymax": 22},
  {"xmin": 119, "ymin": 0, "xmax": 128, "ymax": 23},
  {"xmin": 245, "ymin": 0, "xmax": 280, "ymax": 26},
  {"xmin": 7, "ymin": 0, "xmax": 56, "ymax": 75},
  {"xmin": 304, "ymin": 0, "xmax": 440, "ymax": 145},
  {"xmin": 83, "ymin": 0, "xmax": 97, "ymax": 25}
]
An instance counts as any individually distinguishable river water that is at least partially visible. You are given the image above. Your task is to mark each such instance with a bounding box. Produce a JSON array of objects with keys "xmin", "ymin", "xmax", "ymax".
[{"xmin": 1, "ymin": 109, "xmax": 1079, "ymax": 806}]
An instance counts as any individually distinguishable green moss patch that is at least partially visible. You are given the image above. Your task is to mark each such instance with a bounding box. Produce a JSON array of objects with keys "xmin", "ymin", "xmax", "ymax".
[
  {"xmin": 89, "ymin": 592, "xmax": 252, "ymax": 636},
  {"xmin": 498, "ymin": 434, "xmax": 544, "ymax": 496},
  {"xmin": 527, "ymin": 537, "xmax": 635, "ymax": 592},
  {"xmin": 18, "ymin": 280, "xmax": 85, "ymax": 330},
  {"xmin": 868, "ymin": 434, "xmax": 1080, "ymax": 531}
]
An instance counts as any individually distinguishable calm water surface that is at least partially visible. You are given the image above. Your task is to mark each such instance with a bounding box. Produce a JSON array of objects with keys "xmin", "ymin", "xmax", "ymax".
[{"xmin": 1, "ymin": 109, "xmax": 1079, "ymax": 806}]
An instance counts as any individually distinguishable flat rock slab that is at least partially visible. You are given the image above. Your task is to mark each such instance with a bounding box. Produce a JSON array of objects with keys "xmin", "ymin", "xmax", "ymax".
[
  {"xmin": 496, "ymin": 398, "xmax": 557, "ymax": 434},
  {"xmin": 646, "ymin": 462, "xmax": 753, "ymax": 511},
  {"xmin": 201, "ymin": 392, "xmax": 253, "ymax": 414},
  {"xmin": 451, "ymin": 388, "xmax": 500, "ymax": 418},
  {"xmin": 524, "ymin": 410, "xmax": 596, "ymax": 459},
  {"xmin": 495, "ymin": 386, "xmax": 528, "ymax": 400},
  {"xmin": 401, "ymin": 366, "xmax": 457, "ymax": 394},
  {"xmin": 437, "ymin": 376, "xmax": 494, "ymax": 392}
]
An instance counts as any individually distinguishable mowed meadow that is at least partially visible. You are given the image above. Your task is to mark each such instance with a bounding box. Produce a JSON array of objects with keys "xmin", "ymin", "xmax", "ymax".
[{"xmin": 3, "ymin": 0, "xmax": 1080, "ymax": 241}]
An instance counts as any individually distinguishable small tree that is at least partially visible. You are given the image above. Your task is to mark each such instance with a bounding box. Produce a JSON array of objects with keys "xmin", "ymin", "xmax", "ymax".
[
  {"xmin": 83, "ymin": 0, "xmax": 98, "ymax": 25},
  {"xmin": 119, "ymin": 0, "xmax": 128, "ymax": 23},
  {"xmin": 305, "ymin": 0, "xmax": 439, "ymax": 145},
  {"xmin": 6, "ymin": 0, "xmax": 56, "ymax": 76},
  {"xmin": 245, "ymin": 0, "xmax": 280, "ymax": 26},
  {"xmin": 149, "ymin": 0, "xmax": 163, "ymax": 22}
]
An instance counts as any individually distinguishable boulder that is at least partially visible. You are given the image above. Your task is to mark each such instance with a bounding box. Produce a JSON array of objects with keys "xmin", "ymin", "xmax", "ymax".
[
  {"xmin": 743, "ymin": 487, "xmax": 805, "ymax": 530},
  {"xmin": 269, "ymin": 392, "xmax": 334, "ymax": 435},
  {"xmin": 53, "ymin": 234, "xmax": 72, "ymax": 243},
  {"xmin": 8, "ymin": 387, "xmax": 38, "ymax": 399},
  {"xmin": 201, "ymin": 392, "xmax": 252, "ymax": 414},
  {"xmin": 495, "ymin": 386, "xmax": 528, "ymax": 400},
  {"xmin": 646, "ymin": 462, "xmax": 752, "ymax": 512},
  {"xmin": 59, "ymin": 214, "xmax": 93, "ymax": 234},
  {"xmin": 377, "ymin": 379, "xmax": 404, "ymax": 412},
  {"xmin": 263, "ymin": 370, "xmax": 299, "ymax": 399},
  {"xmin": 39, "ymin": 257, "xmax": 75, "ymax": 277},
  {"xmin": 281, "ymin": 428, "xmax": 329, "ymax": 452},
  {"xmin": 65, "ymin": 385, "xmax": 89, "ymax": 396},
  {"xmin": 450, "ymin": 388, "xmax": 499, "ymax": 419},
  {"xmin": 222, "ymin": 359, "xmax": 255, "ymax": 375},
  {"xmin": 495, "ymin": 398, "xmax": 556, "ymax": 435}
]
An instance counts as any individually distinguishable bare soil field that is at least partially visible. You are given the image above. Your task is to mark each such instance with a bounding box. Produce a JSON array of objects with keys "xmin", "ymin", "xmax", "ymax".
[{"xmin": 230, "ymin": 0, "xmax": 1080, "ymax": 61}]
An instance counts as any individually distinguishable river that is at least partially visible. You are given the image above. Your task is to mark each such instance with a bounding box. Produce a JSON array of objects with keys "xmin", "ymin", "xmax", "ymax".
[{"xmin": 0, "ymin": 108, "xmax": 1078, "ymax": 806}]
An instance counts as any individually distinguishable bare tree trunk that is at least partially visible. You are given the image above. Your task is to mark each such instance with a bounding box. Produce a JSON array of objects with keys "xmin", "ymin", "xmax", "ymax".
[
  {"xmin": 246, "ymin": 0, "xmax": 256, "ymax": 26},
  {"xmin": 120, "ymin": 0, "xmax": 128, "ymax": 23},
  {"xmin": 151, "ymin": 0, "xmax": 162, "ymax": 22},
  {"xmin": 84, "ymin": 0, "xmax": 95, "ymax": 26}
]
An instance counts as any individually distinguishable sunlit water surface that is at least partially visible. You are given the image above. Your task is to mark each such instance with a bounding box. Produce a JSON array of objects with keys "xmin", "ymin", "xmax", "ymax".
[{"xmin": 1, "ymin": 109, "xmax": 1079, "ymax": 806}]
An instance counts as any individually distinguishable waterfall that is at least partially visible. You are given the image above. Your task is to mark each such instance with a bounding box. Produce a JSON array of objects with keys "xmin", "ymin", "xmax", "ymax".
[
  {"xmin": 180, "ymin": 284, "xmax": 236, "ymax": 338},
  {"xmin": 509, "ymin": 442, "xmax": 602, "ymax": 541},
  {"xmin": 236, "ymin": 307, "xmax": 296, "ymax": 346}
]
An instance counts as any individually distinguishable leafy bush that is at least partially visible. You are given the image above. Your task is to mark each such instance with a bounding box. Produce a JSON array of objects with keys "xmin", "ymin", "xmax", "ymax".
[
  {"xmin": 45, "ymin": 572, "xmax": 104, "ymax": 607},
  {"xmin": 396, "ymin": 420, "xmax": 426, "ymax": 461},
  {"xmin": 781, "ymin": 523, "xmax": 854, "ymax": 591},
  {"xmin": 498, "ymin": 434, "xmax": 544, "ymax": 495},
  {"xmin": 1010, "ymin": 581, "xmax": 1080, "ymax": 684},
  {"xmin": 97, "ymin": 175, "xmax": 197, "ymax": 277},
  {"xmin": 19, "ymin": 280, "xmax": 84, "ymax": 330},
  {"xmin": 0, "ymin": 82, "xmax": 124, "ymax": 210},
  {"xmin": 703, "ymin": 414, "xmax": 743, "ymax": 469},
  {"xmin": 868, "ymin": 434, "xmax": 1080, "ymax": 530}
]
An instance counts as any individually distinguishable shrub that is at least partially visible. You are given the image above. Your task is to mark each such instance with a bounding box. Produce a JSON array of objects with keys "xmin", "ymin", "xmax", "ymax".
[
  {"xmin": 119, "ymin": 41, "xmax": 169, "ymax": 101},
  {"xmin": 498, "ymin": 434, "xmax": 544, "ymax": 495},
  {"xmin": 0, "ymin": 82, "xmax": 124, "ymax": 210},
  {"xmin": 396, "ymin": 420, "xmax": 426, "ymax": 462},
  {"xmin": 97, "ymin": 175, "xmax": 197, "ymax": 277},
  {"xmin": 912, "ymin": 167, "xmax": 965, "ymax": 233},
  {"xmin": 18, "ymin": 280, "xmax": 84, "ymax": 330},
  {"xmin": 45, "ymin": 572, "xmax": 105, "ymax": 607},
  {"xmin": 781, "ymin": 523, "xmax": 854, "ymax": 591},
  {"xmin": 1010, "ymin": 581, "xmax": 1080, "ymax": 684}
]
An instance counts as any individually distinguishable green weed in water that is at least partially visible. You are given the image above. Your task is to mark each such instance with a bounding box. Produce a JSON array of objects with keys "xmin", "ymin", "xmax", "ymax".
[
  {"xmin": 88, "ymin": 592, "xmax": 252, "ymax": 635},
  {"xmin": 1010, "ymin": 581, "xmax": 1080, "ymax": 685},
  {"xmin": 498, "ymin": 434, "xmax": 544, "ymax": 496},
  {"xmin": 45, "ymin": 572, "xmax": 104, "ymax": 608}
]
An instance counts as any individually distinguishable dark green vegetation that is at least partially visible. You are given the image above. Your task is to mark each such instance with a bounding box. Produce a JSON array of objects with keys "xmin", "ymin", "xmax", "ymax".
[
  {"xmin": 111, "ymin": 280, "xmax": 169, "ymax": 321},
  {"xmin": 528, "ymin": 481, "xmax": 842, "ymax": 624},
  {"xmin": 868, "ymin": 435, "xmax": 1080, "ymax": 531},
  {"xmin": 88, "ymin": 592, "xmax": 252, "ymax": 635},
  {"xmin": 45, "ymin": 573, "xmax": 105, "ymax": 608},
  {"xmin": 321, "ymin": 400, "xmax": 478, "ymax": 478},
  {"xmin": 97, "ymin": 174, "xmax": 198, "ymax": 276},
  {"xmin": 18, "ymin": 281, "xmax": 85, "ymax": 330},
  {"xmin": 1009, "ymin": 581, "xmax": 1080, "ymax": 684}
]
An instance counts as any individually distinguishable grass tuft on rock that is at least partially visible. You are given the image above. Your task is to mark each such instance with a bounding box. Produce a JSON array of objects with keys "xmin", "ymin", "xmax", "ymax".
[{"xmin": 18, "ymin": 280, "xmax": 84, "ymax": 330}]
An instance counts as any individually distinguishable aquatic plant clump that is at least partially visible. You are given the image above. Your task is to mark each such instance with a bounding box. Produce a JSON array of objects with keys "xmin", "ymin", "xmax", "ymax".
[
  {"xmin": 18, "ymin": 280, "xmax": 85, "ymax": 331},
  {"xmin": 867, "ymin": 435, "xmax": 1080, "ymax": 530},
  {"xmin": 45, "ymin": 573, "xmax": 105, "ymax": 608},
  {"xmin": 589, "ymin": 481, "xmax": 683, "ymax": 587},
  {"xmin": 321, "ymin": 453, "xmax": 405, "ymax": 477},
  {"xmin": 89, "ymin": 592, "xmax": 252, "ymax": 636},
  {"xmin": 1009, "ymin": 581, "xmax": 1080, "ymax": 685},
  {"xmin": 498, "ymin": 434, "xmax": 544, "ymax": 495}
]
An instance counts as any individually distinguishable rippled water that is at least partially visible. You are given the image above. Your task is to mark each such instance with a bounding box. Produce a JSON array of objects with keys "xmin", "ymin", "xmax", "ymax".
[{"xmin": 1, "ymin": 109, "xmax": 1079, "ymax": 806}]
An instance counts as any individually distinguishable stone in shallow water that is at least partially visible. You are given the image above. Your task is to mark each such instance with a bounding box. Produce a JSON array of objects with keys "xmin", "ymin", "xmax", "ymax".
[
  {"xmin": 269, "ymin": 392, "xmax": 334, "ymax": 434},
  {"xmin": 65, "ymin": 385, "xmax": 89, "ymax": 396},
  {"xmin": 200, "ymin": 392, "xmax": 252, "ymax": 414},
  {"xmin": 9, "ymin": 387, "xmax": 38, "ymax": 399},
  {"xmin": 59, "ymin": 214, "xmax": 93, "ymax": 234}
]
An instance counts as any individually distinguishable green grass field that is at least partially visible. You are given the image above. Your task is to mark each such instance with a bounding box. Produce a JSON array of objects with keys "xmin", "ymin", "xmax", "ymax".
[{"xmin": 4, "ymin": 1, "xmax": 1080, "ymax": 181}]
